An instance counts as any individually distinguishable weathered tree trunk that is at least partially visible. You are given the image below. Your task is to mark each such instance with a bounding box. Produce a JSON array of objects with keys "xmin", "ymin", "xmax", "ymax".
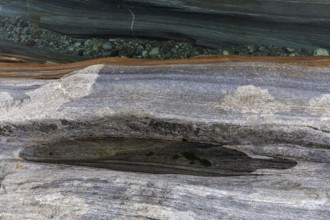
[
  {"xmin": 1, "ymin": 0, "xmax": 330, "ymax": 49},
  {"xmin": 0, "ymin": 56, "xmax": 329, "ymax": 219}
]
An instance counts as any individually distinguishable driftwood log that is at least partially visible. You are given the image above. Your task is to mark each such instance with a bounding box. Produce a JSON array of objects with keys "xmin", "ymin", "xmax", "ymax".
[
  {"xmin": 0, "ymin": 56, "xmax": 330, "ymax": 219},
  {"xmin": 1, "ymin": 0, "xmax": 330, "ymax": 49}
]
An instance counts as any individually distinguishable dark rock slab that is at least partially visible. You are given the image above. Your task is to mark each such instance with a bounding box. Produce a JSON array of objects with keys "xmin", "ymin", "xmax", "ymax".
[
  {"xmin": 1, "ymin": 0, "xmax": 330, "ymax": 48},
  {"xmin": 0, "ymin": 39, "xmax": 84, "ymax": 63},
  {"xmin": 19, "ymin": 137, "xmax": 297, "ymax": 176}
]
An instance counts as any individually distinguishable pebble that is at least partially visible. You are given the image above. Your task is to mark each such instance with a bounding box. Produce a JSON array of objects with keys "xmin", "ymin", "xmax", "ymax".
[
  {"xmin": 313, "ymin": 48, "xmax": 329, "ymax": 56},
  {"xmin": 84, "ymin": 39, "xmax": 92, "ymax": 47},
  {"xmin": 286, "ymin": 48, "xmax": 295, "ymax": 53},
  {"xmin": 19, "ymin": 20, "xmax": 29, "ymax": 28},
  {"xmin": 67, "ymin": 46, "xmax": 75, "ymax": 52},
  {"xmin": 258, "ymin": 46, "xmax": 265, "ymax": 52},
  {"xmin": 22, "ymin": 27, "xmax": 30, "ymax": 35},
  {"xmin": 149, "ymin": 47, "xmax": 160, "ymax": 57},
  {"xmin": 135, "ymin": 45, "xmax": 144, "ymax": 55},
  {"xmin": 62, "ymin": 41, "xmax": 70, "ymax": 47},
  {"xmin": 74, "ymin": 42, "xmax": 81, "ymax": 48},
  {"xmin": 247, "ymin": 45, "xmax": 255, "ymax": 53},
  {"xmin": 102, "ymin": 42, "xmax": 112, "ymax": 50},
  {"xmin": 142, "ymin": 50, "xmax": 148, "ymax": 57},
  {"xmin": 223, "ymin": 50, "xmax": 230, "ymax": 56},
  {"xmin": 93, "ymin": 43, "xmax": 102, "ymax": 51}
]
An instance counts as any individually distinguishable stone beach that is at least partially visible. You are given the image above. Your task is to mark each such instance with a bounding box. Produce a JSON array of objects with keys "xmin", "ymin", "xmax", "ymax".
[{"xmin": 1, "ymin": 15, "xmax": 328, "ymax": 60}]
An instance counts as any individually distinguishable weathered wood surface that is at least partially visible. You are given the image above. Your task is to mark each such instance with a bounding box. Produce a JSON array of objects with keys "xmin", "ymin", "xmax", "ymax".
[
  {"xmin": 0, "ymin": 57, "xmax": 330, "ymax": 219},
  {"xmin": 1, "ymin": 0, "xmax": 330, "ymax": 49}
]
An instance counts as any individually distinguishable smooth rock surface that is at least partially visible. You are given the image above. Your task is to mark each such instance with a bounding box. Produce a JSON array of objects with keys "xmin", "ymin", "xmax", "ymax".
[
  {"xmin": 0, "ymin": 59, "xmax": 329, "ymax": 219},
  {"xmin": 1, "ymin": 0, "xmax": 330, "ymax": 49}
]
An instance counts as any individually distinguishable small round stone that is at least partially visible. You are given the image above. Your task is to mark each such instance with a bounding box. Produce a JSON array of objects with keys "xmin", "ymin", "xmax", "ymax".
[
  {"xmin": 286, "ymin": 48, "xmax": 295, "ymax": 53},
  {"xmin": 102, "ymin": 42, "xmax": 113, "ymax": 50},
  {"xmin": 67, "ymin": 46, "xmax": 75, "ymax": 52},
  {"xmin": 135, "ymin": 45, "xmax": 144, "ymax": 54},
  {"xmin": 149, "ymin": 47, "xmax": 160, "ymax": 57},
  {"xmin": 222, "ymin": 50, "xmax": 230, "ymax": 56},
  {"xmin": 84, "ymin": 39, "xmax": 93, "ymax": 47},
  {"xmin": 142, "ymin": 50, "xmax": 148, "ymax": 57},
  {"xmin": 74, "ymin": 42, "xmax": 81, "ymax": 48},
  {"xmin": 247, "ymin": 45, "xmax": 256, "ymax": 53},
  {"xmin": 19, "ymin": 20, "xmax": 29, "ymax": 28},
  {"xmin": 62, "ymin": 41, "xmax": 70, "ymax": 47},
  {"xmin": 258, "ymin": 46, "xmax": 265, "ymax": 52},
  {"xmin": 313, "ymin": 48, "xmax": 329, "ymax": 56}
]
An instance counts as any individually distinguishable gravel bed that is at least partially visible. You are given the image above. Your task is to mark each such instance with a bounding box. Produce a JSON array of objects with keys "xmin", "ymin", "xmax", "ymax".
[{"xmin": 1, "ymin": 15, "xmax": 329, "ymax": 60}]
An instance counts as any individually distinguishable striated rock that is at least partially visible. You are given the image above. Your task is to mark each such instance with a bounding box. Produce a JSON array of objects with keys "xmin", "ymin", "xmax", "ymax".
[
  {"xmin": 0, "ymin": 56, "xmax": 329, "ymax": 219},
  {"xmin": 1, "ymin": 0, "xmax": 330, "ymax": 49},
  {"xmin": 0, "ymin": 39, "xmax": 83, "ymax": 63},
  {"xmin": 102, "ymin": 42, "xmax": 112, "ymax": 51}
]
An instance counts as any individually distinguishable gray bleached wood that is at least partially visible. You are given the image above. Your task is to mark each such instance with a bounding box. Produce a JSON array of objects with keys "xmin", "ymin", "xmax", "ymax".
[{"xmin": 0, "ymin": 60, "xmax": 329, "ymax": 219}]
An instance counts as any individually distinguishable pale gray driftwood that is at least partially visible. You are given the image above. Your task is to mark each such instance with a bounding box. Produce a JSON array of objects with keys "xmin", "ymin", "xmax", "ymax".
[{"xmin": 0, "ymin": 60, "xmax": 329, "ymax": 219}]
